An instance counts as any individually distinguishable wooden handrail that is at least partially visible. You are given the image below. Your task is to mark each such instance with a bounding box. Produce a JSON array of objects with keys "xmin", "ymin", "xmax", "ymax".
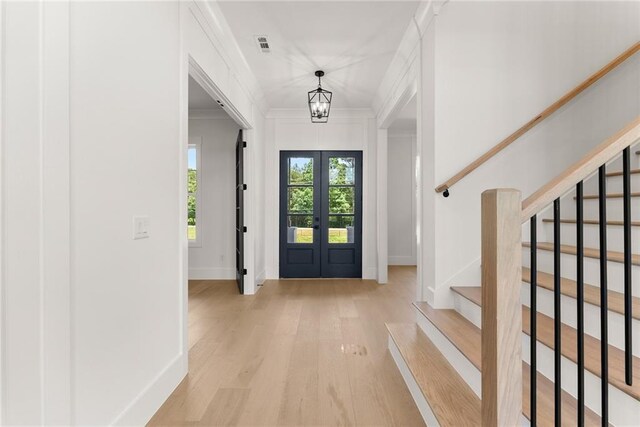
[
  {"xmin": 436, "ymin": 41, "xmax": 640, "ymax": 196},
  {"xmin": 521, "ymin": 116, "xmax": 640, "ymax": 222}
]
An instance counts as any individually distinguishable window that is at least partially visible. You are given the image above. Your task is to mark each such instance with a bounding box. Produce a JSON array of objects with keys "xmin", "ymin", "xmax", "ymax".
[{"xmin": 188, "ymin": 139, "xmax": 201, "ymax": 246}]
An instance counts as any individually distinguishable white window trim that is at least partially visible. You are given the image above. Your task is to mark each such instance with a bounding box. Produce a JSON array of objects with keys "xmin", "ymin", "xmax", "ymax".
[{"xmin": 188, "ymin": 137, "xmax": 202, "ymax": 248}]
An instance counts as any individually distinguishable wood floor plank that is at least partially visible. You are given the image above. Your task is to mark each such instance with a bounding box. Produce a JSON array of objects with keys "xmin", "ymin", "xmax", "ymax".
[
  {"xmin": 148, "ymin": 268, "xmax": 424, "ymax": 427},
  {"xmin": 413, "ymin": 301, "xmax": 601, "ymax": 426}
]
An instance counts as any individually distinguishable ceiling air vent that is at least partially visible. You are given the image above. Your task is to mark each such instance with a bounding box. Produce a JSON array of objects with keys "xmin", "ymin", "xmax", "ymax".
[{"xmin": 255, "ymin": 35, "xmax": 271, "ymax": 53}]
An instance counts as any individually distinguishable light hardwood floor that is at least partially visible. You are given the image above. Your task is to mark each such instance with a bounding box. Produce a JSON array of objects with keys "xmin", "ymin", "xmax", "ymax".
[{"xmin": 148, "ymin": 266, "xmax": 425, "ymax": 427}]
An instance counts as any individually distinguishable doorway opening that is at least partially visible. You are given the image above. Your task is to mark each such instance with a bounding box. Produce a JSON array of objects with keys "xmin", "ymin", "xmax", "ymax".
[
  {"xmin": 387, "ymin": 96, "xmax": 417, "ymax": 269},
  {"xmin": 187, "ymin": 76, "xmax": 245, "ymax": 293},
  {"xmin": 279, "ymin": 151, "xmax": 363, "ymax": 278}
]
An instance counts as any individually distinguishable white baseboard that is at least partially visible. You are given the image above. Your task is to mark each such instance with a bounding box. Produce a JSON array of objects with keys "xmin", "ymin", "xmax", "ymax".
[
  {"xmin": 388, "ymin": 256, "xmax": 416, "ymax": 266},
  {"xmin": 111, "ymin": 352, "xmax": 186, "ymax": 426},
  {"xmin": 363, "ymin": 267, "xmax": 378, "ymax": 280},
  {"xmin": 188, "ymin": 267, "xmax": 235, "ymax": 280},
  {"xmin": 256, "ymin": 269, "xmax": 266, "ymax": 285}
]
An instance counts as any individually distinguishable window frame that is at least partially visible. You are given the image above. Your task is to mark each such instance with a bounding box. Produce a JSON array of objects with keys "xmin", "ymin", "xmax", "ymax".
[{"xmin": 188, "ymin": 138, "xmax": 202, "ymax": 247}]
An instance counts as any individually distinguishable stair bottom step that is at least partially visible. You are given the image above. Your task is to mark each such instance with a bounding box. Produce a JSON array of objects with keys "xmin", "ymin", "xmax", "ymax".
[{"xmin": 387, "ymin": 323, "xmax": 481, "ymax": 426}]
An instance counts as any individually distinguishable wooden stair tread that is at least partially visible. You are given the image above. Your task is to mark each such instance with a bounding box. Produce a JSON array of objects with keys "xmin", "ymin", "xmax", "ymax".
[
  {"xmin": 541, "ymin": 218, "xmax": 640, "ymax": 226},
  {"xmin": 523, "ymin": 241, "xmax": 640, "ymax": 266},
  {"xmin": 450, "ymin": 287, "xmax": 640, "ymax": 401},
  {"xmin": 413, "ymin": 302, "xmax": 601, "ymax": 426},
  {"xmin": 577, "ymin": 192, "xmax": 640, "ymax": 200},
  {"xmin": 606, "ymin": 169, "xmax": 640, "ymax": 177},
  {"xmin": 522, "ymin": 267, "xmax": 640, "ymax": 320},
  {"xmin": 386, "ymin": 323, "xmax": 481, "ymax": 426}
]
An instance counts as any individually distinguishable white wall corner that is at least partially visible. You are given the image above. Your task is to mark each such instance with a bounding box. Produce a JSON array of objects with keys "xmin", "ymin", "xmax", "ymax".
[
  {"xmin": 435, "ymin": 257, "xmax": 481, "ymax": 309},
  {"xmin": 376, "ymin": 128, "xmax": 389, "ymax": 284}
]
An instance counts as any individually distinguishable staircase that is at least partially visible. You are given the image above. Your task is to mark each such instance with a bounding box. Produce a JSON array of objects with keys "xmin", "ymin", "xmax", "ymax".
[{"xmin": 388, "ymin": 120, "xmax": 640, "ymax": 425}]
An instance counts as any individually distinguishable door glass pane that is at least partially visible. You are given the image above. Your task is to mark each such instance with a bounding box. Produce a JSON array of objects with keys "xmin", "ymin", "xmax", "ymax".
[
  {"xmin": 288, "ymin": 187, "xmax": 314, "ymax": 213},
  {"xmin": 287, "ymin": 215, "xmax": 313, "ymax": 243},
  {"xmin": 329, "ymin": 157, "xmax": 355, "ymax": 185},
  {"xmin": 288, "ymin": 157, "xmax": 314, "ymax": 185},
  {"xmin": 329, "ymin": 187, "xmax": 354, "ymax": 214},
  {"xmin": 328, "ymin": 216, "xmax": 354, "ymax": 244}
]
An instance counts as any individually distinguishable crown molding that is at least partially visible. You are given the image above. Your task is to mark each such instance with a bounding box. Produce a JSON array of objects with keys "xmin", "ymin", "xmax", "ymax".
[
  {"xmin": 188, "ymin": 108, "xmax": 233, "ymax": 120},
  {"xmin": 372, "ymin": 0, "xmax": 449, "ymax": 124},
  {"xmin": 190, "ymin": 1, "xmax": 269, "ymax": 117},
  {"xmin": 266, "ymin": 108, "xmax": 376, "ymax": 120}
]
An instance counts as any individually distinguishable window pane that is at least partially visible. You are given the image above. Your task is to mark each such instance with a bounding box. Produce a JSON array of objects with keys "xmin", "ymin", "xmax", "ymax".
[
  {"xmin": 329, "ymin": 187, "xmax": 354, "ymax": 214},
  {"xmin": 328, "ymin": 216, "xmax": 354, "ymax": 244},
  {"xmin": 287, "ymin": 215, "xmax": 313, "ymax": 243},
  {"xmin": 188, "ymin": 169, "xmax": 197, "ymax": 193},
  {"xmin": 288, "ymin": 157, "xmax": 313, "ymax": 185},
  {"xmin": 188, "ymin": 146, "xmax": 197, "ymax": 170},
  {"xmin": 329, "ymin": 157, "xmax": 355, "ymax": 185},
  {"xmin": 288, "ymin": 187, "xmax": 313, "ymax": 213},
  {"xmin": 188, "ymin": 194, "xmax": 196, "ymax": 240}
]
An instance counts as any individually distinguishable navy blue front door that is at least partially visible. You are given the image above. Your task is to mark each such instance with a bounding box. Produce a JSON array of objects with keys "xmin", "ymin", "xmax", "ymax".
[{"xmin": 279, "ymin": 151, "xmax": 362, "ymax": 278}]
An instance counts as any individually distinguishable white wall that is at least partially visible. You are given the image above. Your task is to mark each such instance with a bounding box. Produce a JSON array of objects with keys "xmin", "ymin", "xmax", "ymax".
[
  {"xmin": 426, "ymin": 1, "xmax": 640, "ymax": 306},
  {"xmin": 1, "ymin": 1, "xmax": 266, "ymax": 425},
  {"xmin": 188, "ymin": 116, "xmax": 239, "ymax": 280},
  {"xmin": 264, "ymin": 110, "xmax": 378, "ymax": 280},
  {"xmin": 388, "ymin": 133, "xmax": 417, "ymax": 265},
  {"xmin": 70, "ymin": 2, "xmax": 184, "ymax": 424}
]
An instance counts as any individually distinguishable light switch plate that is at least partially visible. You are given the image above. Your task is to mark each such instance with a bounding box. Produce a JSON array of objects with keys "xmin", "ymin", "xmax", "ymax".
[{"xmin": 133, "ymin": 216, "xmax": 150, "ymax": 240}]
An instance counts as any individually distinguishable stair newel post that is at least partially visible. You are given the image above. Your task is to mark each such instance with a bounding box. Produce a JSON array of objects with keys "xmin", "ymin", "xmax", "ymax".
[{"xmin": 481, "ymin": 189, "xmax": 523, "ymax": 427}]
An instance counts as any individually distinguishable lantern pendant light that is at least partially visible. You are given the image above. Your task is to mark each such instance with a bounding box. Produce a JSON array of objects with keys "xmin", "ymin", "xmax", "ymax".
[{"xmin": 308, "ymin": 70, "xmax": 332, "ymax": 123}]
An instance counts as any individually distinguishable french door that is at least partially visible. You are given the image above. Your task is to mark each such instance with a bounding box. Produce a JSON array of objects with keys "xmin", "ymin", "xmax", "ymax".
[{"xmin": 279, "ymin": 151, "xmax": 362, "ymax": 278}]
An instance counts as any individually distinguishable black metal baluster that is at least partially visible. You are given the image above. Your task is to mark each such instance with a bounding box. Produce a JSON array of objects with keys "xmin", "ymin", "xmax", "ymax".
[
  {"xmin": 623, "ymin": 147, "xmax": 633, "ymax": 386},
  {"xmin": 531, "ymin": 215, "xmax": 538, "ymax": 426},
  {"xmin": 553, "ymin": 198, "xmax": 562, "ymax": 427},
  {"xmin": 598, "ymin": 165, "xmax": 609, "ymax": 426},
  {"xmin": 576, "ymin": 181, "xmax": 585, "ymax": 427}
]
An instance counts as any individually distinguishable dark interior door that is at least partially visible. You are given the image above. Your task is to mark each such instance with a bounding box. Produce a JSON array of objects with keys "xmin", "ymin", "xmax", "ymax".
[
  {"xmin": 279, "ymin": 151, "xmax": 362, "ymax": 278},
  {"xmin": 235, "ymin": 130, "xmax": 245, "ymax": 293},
  {"xmin": 279, "ymin": 151, "xmax": 322, "ymax": 278},
  {"xmin": 320, "ymin": 152, "xmax": 362, "ymax": 278}
]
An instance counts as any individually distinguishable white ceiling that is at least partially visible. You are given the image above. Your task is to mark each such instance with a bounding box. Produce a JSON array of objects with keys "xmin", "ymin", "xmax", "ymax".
[
  {"xmin": 218, "ymin": 1, "xmax": 421, "ymax": 109},
  {"xmin": 188, "ymin": 76, "xmax": 222, "ymax": 110}
]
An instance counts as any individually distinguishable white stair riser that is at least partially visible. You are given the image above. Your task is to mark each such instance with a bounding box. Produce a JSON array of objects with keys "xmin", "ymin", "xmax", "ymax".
[
  {"xmin": 387, "ymin": 336, "xmax": 441, "ymax": 427},
  {"xmin": 541, "ymin": 222, "xmax": 640, "ymax": 253},
  {"xmin": 520, "ymin": 283, "xmax": 640, "ymax": 356},
  {"xmin": 521, "ymin": 337, "xmax": 640, "ymax": 426},
  {"xmin": 581, "ymin": 197, "xmax": 640, "ymax": 222},
  {"xmin": 601, "ymin": 174, "xmax": 640, "ymax": 192},
  {"xmin": 451, "ymin": 294, "xmax": 640, "ymax": 425},
  {"xmin": 522, "ymin": 248, "xmax": 640, "ymax": 296},
  {"xmin": 414, "ymin": 306, "xmax": 481, "ymax": 397}
]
